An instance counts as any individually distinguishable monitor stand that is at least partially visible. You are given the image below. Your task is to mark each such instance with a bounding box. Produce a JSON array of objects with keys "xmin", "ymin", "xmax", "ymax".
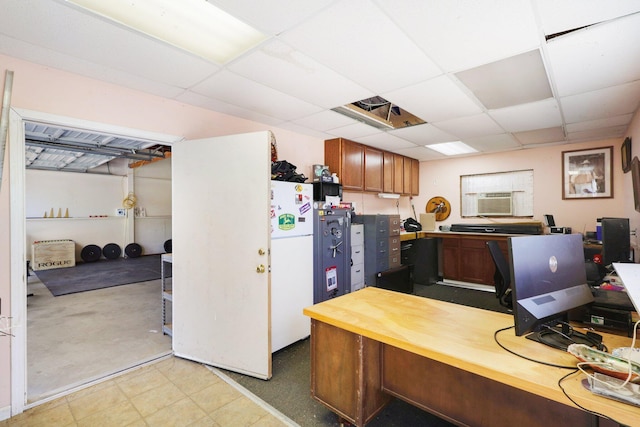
[{"xmin": 526, "ymin": 323, "xmax": 602, "ymax": 351}]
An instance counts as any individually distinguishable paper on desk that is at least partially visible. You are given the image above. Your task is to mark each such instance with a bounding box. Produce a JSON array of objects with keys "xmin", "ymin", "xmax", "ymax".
[{"xmin": 612, "ymin": 263, "xmax": 640, "ymax": 313}]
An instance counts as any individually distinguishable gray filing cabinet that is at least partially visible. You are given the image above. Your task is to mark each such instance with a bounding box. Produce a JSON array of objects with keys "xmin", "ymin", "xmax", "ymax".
[
  {"xmin": 354, "ymin": 215, "xmax": 402, "ymax": 286},
  {"xmin": 351, "ymin": 224, "xmax": 365, "ymax": 291}
]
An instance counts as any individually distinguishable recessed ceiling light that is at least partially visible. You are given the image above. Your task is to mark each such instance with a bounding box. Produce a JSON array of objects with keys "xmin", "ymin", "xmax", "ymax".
[
  {"xmin": 66, "ymin": 0, "xmax": 268, "ymax": 64},
  {"xmin": 426, "ymin": 141, "xmax": 477, "ymax": 156}
]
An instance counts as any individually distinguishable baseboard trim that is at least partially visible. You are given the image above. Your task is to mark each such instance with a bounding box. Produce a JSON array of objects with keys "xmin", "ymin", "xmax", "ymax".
[{"xmin": 0, "ymin": 405, "xmax": 11, "ymax": 421}]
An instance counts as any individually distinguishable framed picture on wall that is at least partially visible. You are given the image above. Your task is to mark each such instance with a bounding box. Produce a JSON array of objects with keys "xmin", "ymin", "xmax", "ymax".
[
  {"xmin": 562, "ymin": 146, "xmax": 613, "ymax": 199},
  {"xmin": 621, "ymin": 137, "xmax": 632, "ymax": 173}
]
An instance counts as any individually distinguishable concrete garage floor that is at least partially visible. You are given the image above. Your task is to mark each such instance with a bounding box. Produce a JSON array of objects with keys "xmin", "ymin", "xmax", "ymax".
[{"xmin": 26, "ymin": 272, "xmax": 172, "ymax": 403}]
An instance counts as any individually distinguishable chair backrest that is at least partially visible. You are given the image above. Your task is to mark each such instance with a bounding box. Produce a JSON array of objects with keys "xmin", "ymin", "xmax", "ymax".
[{"xmin": 486, "ymin": 240, "xmax": 512, "ymax": 308}]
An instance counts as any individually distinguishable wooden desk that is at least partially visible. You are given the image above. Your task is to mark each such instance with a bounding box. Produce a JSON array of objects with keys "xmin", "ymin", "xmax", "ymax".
[{"xmin": 303, "ymin": 287, "xmax": 639, "ymax": 427}]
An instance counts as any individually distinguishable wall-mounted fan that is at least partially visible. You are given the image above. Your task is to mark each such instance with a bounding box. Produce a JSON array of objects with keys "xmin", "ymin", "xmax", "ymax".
[{"xmin": 426, "ymin": 196, "xmax": 451, "ymax": 221}]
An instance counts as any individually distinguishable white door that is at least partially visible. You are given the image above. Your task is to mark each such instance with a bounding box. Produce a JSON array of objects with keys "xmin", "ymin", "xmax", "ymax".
[{"xmin": 172, "ymin": 131, "xmax": 271, "ymax": 379}]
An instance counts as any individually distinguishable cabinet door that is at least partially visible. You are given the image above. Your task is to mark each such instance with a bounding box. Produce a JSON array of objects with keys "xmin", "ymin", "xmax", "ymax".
[
  {"xmin": 341, "ymin": 140, "xmax": 364, "ymax": 191},
  {"xmin": 459, "ymin": 239, "xmax": 487, "ymax": 283},
  {"xmin": 383, "ymin": 152, "xmax": 394, "ymax": 193},
  {"xmin": 403, "ymin": 157, "xmax": 412, "ymax": 195},
  {"xmin": 364, "ymin": 147, "xmax": 384, "ymax": 192},
  {"xmin": 411, "ymin": 158, "xmax": 419, "ymax": 196},
  {"xmin": 441, "ymin": 238, "xmax": 460, "ymax": 281},
  {"xmin": 393, "ymin": 155, "xmax": 404, "ymax": 194}
]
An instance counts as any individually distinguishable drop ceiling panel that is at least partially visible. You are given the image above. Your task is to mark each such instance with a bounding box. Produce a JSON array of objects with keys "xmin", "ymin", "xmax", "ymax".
[
  {"xmin": 535, "ymin": 0, "xmax": 640, "ymax": 36},
  {"xmin": 560, "ymin": 81, "xmax": 640, "ymax": 124},
  {"xmin": 392, "ymin": 146, "xmax": 445, "ymax": 162},
  {"xmin": 383, "ymin": 75, "xmax": 483, "ymax": 123},
  {"xmin": 455, "ymin": 50, "xmax": 552, "ymax": 109},
  {"xmin": 377, "ymin": 0, "xmax": 540, "ymax": 72},
  {"xmin": 325, "ymin": 122, "xmax": 384, "ymax": 140},
  {"xmin": 227, "ymin": 40, "xmax": 372, "ymax": 109},
  {"xmin": 0, "ymin": 0, "xmax": 220, "ymax": 89},
  {"xmin": 513, "ymin": 127, "xmax": 566, "ymax": 145},
  {"xmin": 567, "ymin": 125, "xmax": 628, "ymax": 142},
  {"xmin": 389, "ymin": 124, "xmax": 457, "ymax": 146},
  {"xmin": 463, "ymin": 133, "xmax": 521, "ymax": 152},
  {"xmin": 565, "ymin": 114, "xmax": 633, "ymax": 133},
  {"xmin": 356, "ymin": 133, "xmax": 419, "ymax": 153},
  {"xmin": 545, "ymin": 13, "xmax": 640, "ymax": 97},
  {"xmin": 208, "ymin": 0, "xmax": 335, "ymax": 35},
  {"xmin": 292, "ymin": 110, "xmax": 359, "ymax": 132},
  {"xmin": 279, "ymin": 0, "xmax": 442, "ymax": 93},
  {"xmin": 431, "ymin": 114, "xmax": 504, "ymax": 139},
  {"xmin": 190, "ymin": 70, "xmax": 323, "ymax": 120},
  {"xmin": 489, "ymin": 98, "xmax": 562, "ymax": 132}
]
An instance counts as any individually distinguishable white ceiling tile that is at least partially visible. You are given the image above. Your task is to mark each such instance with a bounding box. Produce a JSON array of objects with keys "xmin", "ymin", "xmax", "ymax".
[
  {"xmin": 207, "ymin": 0, "xmax": 335, "ymax": 35},
  {"xmin": 463, "ymin": 133, "xmax": 521, "ymax": 152},
  {"xmin": 190, "ymin": 70, "xmax": 323, "ymax": 120},
  {"xmin": 560, "ymin": 81, "xmax": 640, "ymax": 124},
  {"xmin": 383, "ymin": 75, "xmax": 483, "ymax": 123},
  {"xmin": 0, "ymin": 0, "xmax": 221, "ymax": 88},
  {"xmin": 356, "ymin": 133, "xmax": 418, "ymax": 152},
  {"xmin": 567, "ymin": 125, "xmax": 628, "ymax": 142},
  {"xmin": 392, "ymin": 146, "xmax": 445, "ymax": 161},
  {"xmin": 325, "ymin": 122, "xmax": 383, "ymax": 140},
  {"xmin": 565, "ymin": 114, "xmax": 633, "ymax": 133},
  {"xmin": 535, "ymin": 0, "xmax": 640, "ymax": 36},
  {"xmin": 227, "ymin": 40, "xmax": 372, "ymax": 108},
  {"xmin": 279, "ymin": 0, "xmax": 442, "ymax": 93},
  {"xmin": 489, "ymin": 98, "xmax": 562, "ymax": 132},
  {"xmin": 388, "ymin": 124, "xmax": 457, "ymax": 145},
  {"xmin": 513, "ymin": 127, "xmax": 566, "ymax": 145},
  {"xmin": 455, "ymin": 50, "xmax": 552, "ymax": 109},
  {"xmin": 545, "ymin": 13, "xmax": 640, "ymax": 96},
  {"xmin": 431, "ymin": 114, "xmax": 504, "ymax": 139},
  {"xmin": 292, "ymin": 110, "xmax": 359, "ymax": 132},
  {"xmin": 377, "ymin": 0, "xmax": 540, "ymax": 72}
]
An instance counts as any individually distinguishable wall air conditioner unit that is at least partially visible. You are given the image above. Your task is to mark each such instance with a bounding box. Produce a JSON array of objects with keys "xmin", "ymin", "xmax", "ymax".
[{"xmin": 477, "ymin": 192, "xmax": 513, "ymax": 216}]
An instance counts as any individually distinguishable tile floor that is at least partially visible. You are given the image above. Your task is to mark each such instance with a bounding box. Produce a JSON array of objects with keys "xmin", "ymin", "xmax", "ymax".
[{"xmin": 2, "ymin": 355, "xmax": 295, "ymax": 426}]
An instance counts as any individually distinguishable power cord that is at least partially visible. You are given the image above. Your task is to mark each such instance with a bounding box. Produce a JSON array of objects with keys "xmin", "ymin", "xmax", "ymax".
[{"xmin": 493, "ymin": 326, "xmax": 576, "ymax": 369}]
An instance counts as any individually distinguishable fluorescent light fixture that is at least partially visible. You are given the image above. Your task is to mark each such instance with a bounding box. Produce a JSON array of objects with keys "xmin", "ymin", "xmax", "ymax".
[
  {"xmin": 427, "ymin": 141, "xmax": 477, "ymax": 156},
  {"xmin": 378, "ymin": 193, "xmax": 400, "ymax": 199},
  {"xmin": 66, "ymin": 0, "xmax": 268, "ymax": 63}
]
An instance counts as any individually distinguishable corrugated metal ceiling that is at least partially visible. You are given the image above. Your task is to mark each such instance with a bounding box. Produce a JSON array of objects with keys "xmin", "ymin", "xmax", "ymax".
[{"xmin": 24, "ymin": 121, "xmax": 168, "ymax": 172}]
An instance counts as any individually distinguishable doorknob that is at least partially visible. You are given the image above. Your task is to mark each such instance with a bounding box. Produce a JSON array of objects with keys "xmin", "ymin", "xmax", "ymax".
[{"xmin": 256, "ymin": 264, "xmax": 266, "ymax": 273}]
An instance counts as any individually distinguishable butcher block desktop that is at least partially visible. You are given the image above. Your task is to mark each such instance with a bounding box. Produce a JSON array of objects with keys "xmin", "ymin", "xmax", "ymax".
[{"xmin": 303, "ymin": 287, "xmax": 638, "ymax": 427}]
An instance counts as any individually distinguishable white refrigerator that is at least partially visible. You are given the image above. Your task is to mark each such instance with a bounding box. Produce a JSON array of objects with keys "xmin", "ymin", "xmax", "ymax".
[{"xmin": 270, "ymin": 180, "xmax": 314, "ymax": 352}]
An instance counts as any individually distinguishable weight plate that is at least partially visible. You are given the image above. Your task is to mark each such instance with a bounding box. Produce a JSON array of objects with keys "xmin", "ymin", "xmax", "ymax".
[
  {"xmin": 163, "ymin": 239, "xmax": 172, "ymax": 253},
  {"xmin": 81, "ymin": 244, "xmax": 102, "ymax": 262},
  {"xmin": 125, "ymin": 243, "xmax": 142, "ymax": 258},
  {"xmin": 103, "ymin": 243, "xmax": 121, "ymax": 260}
]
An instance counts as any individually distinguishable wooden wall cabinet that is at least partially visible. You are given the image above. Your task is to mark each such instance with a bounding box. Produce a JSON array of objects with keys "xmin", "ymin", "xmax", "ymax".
[
  {"xmin": 325, "ymin": 138, "xmax": 419, "ymax": 196},
  {"xmin": 383, "ymin": 152, "xmax": 394, "ymax": 193},
  {"xmin": 364, "ymin": 147, "xmax": 384, "ymax": 193},
  {"xmin": 325, "ymin": 138, "xmax": 364, "ymax": 191}
]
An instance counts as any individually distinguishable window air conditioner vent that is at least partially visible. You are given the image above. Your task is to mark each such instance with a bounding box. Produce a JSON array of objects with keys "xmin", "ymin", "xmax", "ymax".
[{"xmin": 477, "ymin": 192, "xmax": 512, "ymax": 216}]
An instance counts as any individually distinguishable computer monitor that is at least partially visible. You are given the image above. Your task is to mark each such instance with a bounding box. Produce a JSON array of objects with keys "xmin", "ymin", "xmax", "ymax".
[
  {"xmin": 601, "ymin": 217, "xmax": 631, "ymax": 267},
  {"xmin": 509, "ymin": 234, "xmax": 596, "ymax": 349}
]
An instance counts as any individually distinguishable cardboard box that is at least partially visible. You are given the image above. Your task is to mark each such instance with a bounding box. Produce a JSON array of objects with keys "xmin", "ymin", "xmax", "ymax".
[
  {"xmin": 419, "ymin": 213, "xmax": 436, "ymax": 231},
  {"xmin": 32, "ymin": 240, "xmax": 76, "ymax": 271}
]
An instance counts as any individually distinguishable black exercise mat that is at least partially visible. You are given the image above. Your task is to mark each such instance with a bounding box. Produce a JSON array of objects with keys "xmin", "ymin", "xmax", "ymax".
[{"xmin": 35, "ymin": 254, "xmax": 170, "ymax": 296}]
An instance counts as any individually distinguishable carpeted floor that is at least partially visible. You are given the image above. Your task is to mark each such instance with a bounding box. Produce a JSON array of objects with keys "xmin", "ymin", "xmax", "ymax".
[
  {"xmin": 34, "ymin": 254, "xmax": 170, "ymax": 296},
  {"xmin": 223, "ymin": 283, "xmax": 512, "ymax": 427}
]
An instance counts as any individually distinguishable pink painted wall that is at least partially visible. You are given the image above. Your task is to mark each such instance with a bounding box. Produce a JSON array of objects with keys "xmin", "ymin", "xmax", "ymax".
[{"xmin": 1, "ymin": 51, "xmax": 640, "ymax": 414}]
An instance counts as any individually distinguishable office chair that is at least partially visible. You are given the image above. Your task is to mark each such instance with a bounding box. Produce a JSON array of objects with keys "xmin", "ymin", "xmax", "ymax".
[{"xmin": 486, "ymin": 241, "xmax": 512, "ymax": 309}]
